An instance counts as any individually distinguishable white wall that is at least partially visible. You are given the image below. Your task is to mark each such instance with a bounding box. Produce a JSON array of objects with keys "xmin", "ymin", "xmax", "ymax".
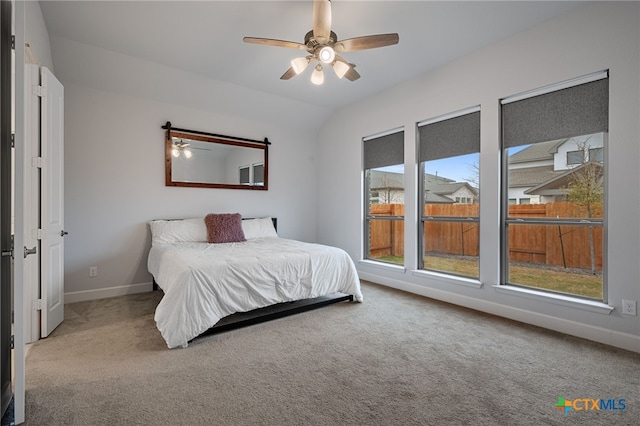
[
  {"xmin": 49, "ymin": 37, "xmax": 325, "ymax": 300},
  {"xmin": 171, "ymin": 149, "xmax": 226, "ymax": 183},
  {"xmin": 316, "ymin": 3, "xmax": 640, "ymax": 351}
]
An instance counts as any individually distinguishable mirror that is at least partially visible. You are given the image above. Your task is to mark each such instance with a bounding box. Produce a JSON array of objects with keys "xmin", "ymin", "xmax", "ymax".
[{"xmin": 165, "ymin": 130, "xmax": 268, "ymax": 190}]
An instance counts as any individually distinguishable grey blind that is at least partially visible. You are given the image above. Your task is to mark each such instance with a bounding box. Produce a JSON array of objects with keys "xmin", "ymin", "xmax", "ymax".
[
  {"xmin": 239, "ymin": 167, "xmax": 250, "ymax": 184},
  {"xmin": 253, "ymin": 164, "xmax": 264, "ymax": 183},
  {"xmin": 418, "ymin": 111, "xmax": 480, "ymax": 162},
  {"xmin": 363, "ymin": 131, "xmax": 404, "ymax": 169},
  {"xmin": 502, "ymin": 78, "xmax": 609, "ymax": 148}
]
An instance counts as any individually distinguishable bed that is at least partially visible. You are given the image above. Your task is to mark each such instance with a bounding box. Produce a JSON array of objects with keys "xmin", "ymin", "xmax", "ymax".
[{"xmin": 147, "ymin": 215, "xmax": 363, "ymax": 348}]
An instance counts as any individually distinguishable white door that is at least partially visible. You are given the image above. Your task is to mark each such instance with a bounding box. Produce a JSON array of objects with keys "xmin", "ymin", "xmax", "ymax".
[{"xmin": 40, "ymin": 67, "xmax": 64, "ymax": 338}]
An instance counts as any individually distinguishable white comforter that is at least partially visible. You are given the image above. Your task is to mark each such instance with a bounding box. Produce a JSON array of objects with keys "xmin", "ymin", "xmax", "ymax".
[{"xmin": 148, "ymin": 237, "xmax": 363, "ymax": 348}]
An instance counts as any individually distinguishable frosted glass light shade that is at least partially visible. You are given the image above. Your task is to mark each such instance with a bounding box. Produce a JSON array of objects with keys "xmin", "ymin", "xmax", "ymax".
[
  {"xmin": 184, "ymin": 149, "xmax": 192, "ymax": 159},
  {"xmin": 172, "ymin": 147, "xmax": 180, "ymax": 157},
  {"xmin": 291, "ymin": 57, "xmax": 309, "ymax": 74},
  {"xmin": 311, "ymin": 64, "xmax": 324, "ymax": 85},
  {"xmin": 333, "ymin": 60, "xmax": 350, "ymax": 79}
]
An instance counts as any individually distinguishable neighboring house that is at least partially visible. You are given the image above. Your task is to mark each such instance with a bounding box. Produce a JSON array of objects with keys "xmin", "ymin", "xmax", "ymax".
[
  {"xmin": 507, "ymin": 134, "xmax": 604, "ymax": 204},
  {"xmin": 368, "ymin": 170, "xmax": 405, "ymax": 204},
  {"xmin": 369, "ymin": 170, "xmax": 478, "ymax": 204},
  {"xmin": 425, "ymin": 173, "xmax": 478, "ymax": 204}
]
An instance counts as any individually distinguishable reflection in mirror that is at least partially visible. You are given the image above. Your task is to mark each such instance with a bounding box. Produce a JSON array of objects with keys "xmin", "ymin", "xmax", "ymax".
[{"xmin": 165, "ymin": 130, "xmax": 268, "ymax": 190}]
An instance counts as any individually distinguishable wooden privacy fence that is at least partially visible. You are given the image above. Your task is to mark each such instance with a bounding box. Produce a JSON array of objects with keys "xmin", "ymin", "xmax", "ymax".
[
  {"xmin": 369, "ymin": 204, "xmax": 405, "ymax": 258},
  {"xmin": 369, "ymin": 202, "xmax": 602, "ymax": 271}
]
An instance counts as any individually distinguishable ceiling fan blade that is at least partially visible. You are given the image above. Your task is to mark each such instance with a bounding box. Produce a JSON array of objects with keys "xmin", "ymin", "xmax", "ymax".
[
  {"xmin": 334, "ymin": 33, "xmax": 399, "ymax": 53},
  {"xmin": 280, "ymin": 67, "xmax": 298, "ymax": 80},
  {"xmin": 344, "ymin": 66, "xmax": 361, "ymax": 82},
  {"xmin": 312, "ymin": 0, "xmax": 332, "ymax": 44},
  {"xmin": 243, "ymin": 37, "xmax": 307, "ymax": 50}
]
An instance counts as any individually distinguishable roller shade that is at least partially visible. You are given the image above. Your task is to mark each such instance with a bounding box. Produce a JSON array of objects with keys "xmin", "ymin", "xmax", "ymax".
[
  {"xmin": 418, "ymin": 110, "xmax": 480, "ymax": 162},
  {"xmin": 239, "ymin": 167, "xmax": 249, "ymax": 184},
  {"xmin": 502, "ymin": 77, "xmax": 608, "ymax": 148},
  {"xmin": 363, "ymin": 130, "xmax": 404, "ymax": 169},
  {"xmin": 253, "ymin": 164, "xmax": 264, "ymax": 183}
]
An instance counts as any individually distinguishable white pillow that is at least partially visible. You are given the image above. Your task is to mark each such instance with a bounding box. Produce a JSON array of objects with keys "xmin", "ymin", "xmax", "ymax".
[
  {"xmin": 148, "ymin": 218, "xmax": 207, "ymax": 245},
  {"xmin": 242, "ymin": 217, "xmax": 278, "ymax": 240}
]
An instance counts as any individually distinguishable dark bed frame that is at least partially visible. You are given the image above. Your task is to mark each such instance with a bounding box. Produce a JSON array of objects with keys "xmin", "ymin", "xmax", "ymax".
[{"xmin": 151, "ymin": 217, "xmax": 354, "ymax": 341}]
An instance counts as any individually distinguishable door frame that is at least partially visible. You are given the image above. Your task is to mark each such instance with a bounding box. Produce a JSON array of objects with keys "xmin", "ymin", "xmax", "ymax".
[
  {"xmin": 0, "ymin": 0, "xmax": 13, "ymax": 419},
  {"xmin": 12, "ymin": 0, "xmax": 26, "ymax": 422}
]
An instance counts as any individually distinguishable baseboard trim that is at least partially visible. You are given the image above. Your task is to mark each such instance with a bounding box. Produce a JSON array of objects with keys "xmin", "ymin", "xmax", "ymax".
[
  {"xmin": 65, "ymin": 282, "xmax": 153, "ymax": 304},
  {"xmin": 359, "ymin": 272, "xmax": 640, "ymax": 354}
]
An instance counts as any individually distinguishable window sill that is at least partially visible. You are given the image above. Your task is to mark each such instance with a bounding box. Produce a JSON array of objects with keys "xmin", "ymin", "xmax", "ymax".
[
  {"xmin": 411, "ymin": 269, "xmax": 483, "ymax": 289},
  {"xmin": 358, "ymin": 259, "xmax": 406, "ymax": 274},
  {"xmin": 492, "ymin": 285, "xmax": 613, "ymax": 315}
]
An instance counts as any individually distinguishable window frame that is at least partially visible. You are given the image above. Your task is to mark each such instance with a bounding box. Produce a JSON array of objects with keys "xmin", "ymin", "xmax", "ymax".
[
  {"xmin": 589, "ymin": 147, "xmax": 604, "ymax": 163},
  {"xmin": 362, "ymin": 128, "xmax": 405, "ymax": 266},
  {"xmin": 500, "ymin": 71, "xmax": 608, "ymax": 302},
  {"xmin": 252, "ymin": 162, "xmax": 264, "ymax": 186},
  {"xmin": 417, "ymin": 106, "xmax": 481, "ymax": 278},
  {"xmin": 239, "ymin": 165, "xmax": 250, "ymax": 185},
  {"xmin": 566, "ymin": 150, "xmax": 584, "ymax": 165}
]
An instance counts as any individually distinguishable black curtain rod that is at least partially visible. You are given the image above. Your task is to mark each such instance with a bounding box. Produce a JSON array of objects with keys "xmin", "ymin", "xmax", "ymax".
[{"xmin": 162, "ymin": 121, "xmax": 271, "ymax": 145}]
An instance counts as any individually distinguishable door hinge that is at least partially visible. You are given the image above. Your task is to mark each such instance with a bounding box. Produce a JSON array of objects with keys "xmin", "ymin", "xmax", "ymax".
[
  {"xmin": 11, "ymin": 133, "xmax": 15, "ymax": 148},
  {"xmin": 11, "ymin": 35, "xmax": 15, "ymax": 50},
  {"xmin": 33, "ymin": 228, "xmax": 45, "ymax": 240},
  {"xmin": 32, "ymin": 156, "xmax": 45, "ymax": 168},
  {"xmin": 32, "ymin": 85, "xmax": 46, "ymax": 97},
  {"xmin": 33, "ymin": 299, "xmax": 44, "ymax": 311},
  {"xmin": 1, "ymin": 235, "xmax": 14, "ymax": 259},
  {"xmin": 10, "ymin": 335, "xmax": 14, "ymax": 349}
]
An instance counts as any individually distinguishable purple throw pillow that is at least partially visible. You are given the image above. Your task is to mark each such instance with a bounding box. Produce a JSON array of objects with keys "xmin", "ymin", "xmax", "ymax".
[{"xmin": 204, "ymin": 213, "xmax": 246, "ymax": 243}]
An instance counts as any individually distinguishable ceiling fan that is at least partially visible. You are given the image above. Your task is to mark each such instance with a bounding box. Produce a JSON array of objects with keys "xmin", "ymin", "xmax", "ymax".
[
  {"xmin": 243, "ymin": 0, "xmax": 399, "ymax": 85},
  {"xmin": 171, "ymin": 138, "xmax": 210, "ymax": 159}
]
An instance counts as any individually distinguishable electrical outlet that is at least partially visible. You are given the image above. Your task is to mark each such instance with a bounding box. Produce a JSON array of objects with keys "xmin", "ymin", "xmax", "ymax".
[
  {"xmin": 89, "ymin": 266, "xmax": 98, "ymax": 277},
  {"xmin": 621, "ymin": 299, "xmax": 636, "ymax": 316}
]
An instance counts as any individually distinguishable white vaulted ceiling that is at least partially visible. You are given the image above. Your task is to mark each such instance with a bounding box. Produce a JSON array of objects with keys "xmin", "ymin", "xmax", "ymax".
[{"xmin": 39, "ymin": 1, "xmax": 584, "ymax": 112}]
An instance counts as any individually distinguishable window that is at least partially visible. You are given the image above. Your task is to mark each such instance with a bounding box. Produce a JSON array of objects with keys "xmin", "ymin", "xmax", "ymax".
[
  {"xmin": 417, "ymin": 107, "xmax": 480, "ymax": 278},
  {"xmin": 239, "ymin": 165, "xmax": 250, "ymax": 184},
  {"xmin": 240, "ymin": 163, "xmax": 264, "ymax": 185},
  {"xmin": 567, "ymin": 150, "xmax": 583, "ymax": 165},
  {"xmin": 363, "ymin": 129, "xmax": 404, "ymax": 265},
  {"xmin": 589, "ymin": 147, "xmax": 603, "ymax": 163},
  {"xmin": 501, "ymin": 71, "xmax": 608, "ymax": 301},
  {"xmin": 253, "ymin": 162, "xmax": 264, "ymax": 186}
]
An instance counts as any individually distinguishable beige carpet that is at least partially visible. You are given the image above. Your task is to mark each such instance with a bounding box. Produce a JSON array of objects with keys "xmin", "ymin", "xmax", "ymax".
[{"xmin": 24, "ymin": 281, "xmax": 639, "ymax": 425}]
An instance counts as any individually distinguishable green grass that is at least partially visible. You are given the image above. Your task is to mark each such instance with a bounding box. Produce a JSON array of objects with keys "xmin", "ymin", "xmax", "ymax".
[{"xmin": 372, "ymin": 254, "xmax": 602, "ymax": 299}]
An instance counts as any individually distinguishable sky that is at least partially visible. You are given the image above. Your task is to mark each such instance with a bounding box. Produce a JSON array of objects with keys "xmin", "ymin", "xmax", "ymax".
[
  {"xmin": 377, "ymin": 146, "xmax": 529, "ymax": 185},
  {"xmin": 378, "ymin": 152, "xmax": 479, "ymax": 185}
]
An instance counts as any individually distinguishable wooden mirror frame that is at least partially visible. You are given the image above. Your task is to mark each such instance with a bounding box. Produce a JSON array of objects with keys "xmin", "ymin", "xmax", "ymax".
[{"xmin": 165, "ymin": 129, "xmax": 269, "ymax": 190}]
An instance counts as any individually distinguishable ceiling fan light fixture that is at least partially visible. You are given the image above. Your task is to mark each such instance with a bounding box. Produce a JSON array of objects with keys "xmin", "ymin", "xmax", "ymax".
[
  {"xmin": 332, "ymin": 60, "xmax": 350, "ymax": 79},
  {"xmin": 318, "ymin": 46, "xmax": 335, "ymax": 64},
  {"xmin": 311, "ymin": 63, "xmax": 324, "ymax": 85},
  {"xmin": 291, "ymin": 56, "xmax": 310, "ymax": 74},
  {"xmin": 243, "ymin": 0, "xmax": 398, "ymax": 84}
]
